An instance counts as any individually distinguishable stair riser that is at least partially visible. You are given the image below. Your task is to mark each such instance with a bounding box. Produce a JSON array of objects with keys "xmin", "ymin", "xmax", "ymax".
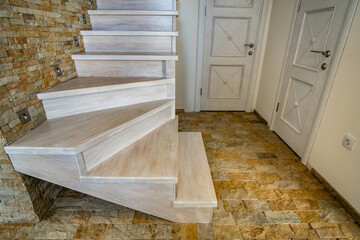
[
  {"xmin": 90, "ymin": 15, "xmax": 175, "ymax": 31},
  {"xmin": 74, "ymin": 60, "xmax": 175, "ymax": 78},
  {"xmin": 42, "ymin": 83, "xmax": 174, "ymax": 119},
  {"xmin": 97, "ymin": 0, "xmax": 175, "ymax": 10},
  {"xmin": 83, "ymin": 35, "xmax": 175, "ymax": 53},
  {"xmin": 82, "ymin": 104, "xmax": 175, "ymax": 171}
]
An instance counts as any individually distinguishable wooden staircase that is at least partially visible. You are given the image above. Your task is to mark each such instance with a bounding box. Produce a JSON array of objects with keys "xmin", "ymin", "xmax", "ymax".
[{"xmin": 4, "ymin": 0, "xmax": 216, "ymax": 223}]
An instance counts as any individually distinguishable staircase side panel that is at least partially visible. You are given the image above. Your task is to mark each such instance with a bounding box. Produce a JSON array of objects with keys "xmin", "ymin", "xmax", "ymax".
[
  {"xmin": 75, "ymin": 60, "xmax": 166, "ymax": 78},
  {"xmin": 97, "ymin": 0, "xmax": 174, "ymax": 10},
  {"xmin": 90, "ymin": 15, "xmax": 173, "ymax": 31},
  {"xmin": 83, "ymin": 35, "xmax": 173, "ymax": 53}
]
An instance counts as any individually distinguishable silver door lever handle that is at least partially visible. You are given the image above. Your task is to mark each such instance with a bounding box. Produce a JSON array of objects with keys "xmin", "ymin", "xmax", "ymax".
[
  {"xmin": 311, "ymin": 50, "xmax": 331, "ymax": 58},
  {"xmin": 244, "ymin": 43, "xmax": 254, "ymax": 48}
]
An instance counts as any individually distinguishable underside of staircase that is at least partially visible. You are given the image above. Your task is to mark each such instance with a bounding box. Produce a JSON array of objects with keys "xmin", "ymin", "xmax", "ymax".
[{"xmin": 4, "ymin": 0, "xmax": 217, "ymax": 223}]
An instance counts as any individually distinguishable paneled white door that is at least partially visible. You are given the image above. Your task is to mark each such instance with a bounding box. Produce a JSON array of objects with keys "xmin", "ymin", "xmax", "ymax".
[
  {"xmin": 200, "ymin": 0, "xmax": 263, "ymax": 110},
  {"xmin": 274, "ymin": 0, "xmax": 350, "ymax": 157}
]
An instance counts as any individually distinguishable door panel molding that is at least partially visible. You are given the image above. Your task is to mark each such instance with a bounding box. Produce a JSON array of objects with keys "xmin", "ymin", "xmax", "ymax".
[{"xmin": 270, "ymin": 0, "xmax": 358, "ymax": 165}]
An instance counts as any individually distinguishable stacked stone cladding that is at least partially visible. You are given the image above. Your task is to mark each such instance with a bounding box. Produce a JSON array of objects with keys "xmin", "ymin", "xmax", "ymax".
[{"xmin": 0, "ymin": 0, "xmax": 94, "ymax": 222}]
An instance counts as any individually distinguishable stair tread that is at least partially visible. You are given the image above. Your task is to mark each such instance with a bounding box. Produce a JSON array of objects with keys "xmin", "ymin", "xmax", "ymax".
[
  {"xmin": 72, "ymin": 52, "xmax": 178, "ymax": 61},
  {"xmin": 81, "ymin": 118, "xmax": 178, "ymax": 183},
  {"xmin": 174, "ymin": 132, "xmax": 217, "ymax": 208},
  {"xmin": 5, "ymin": 100, "xmax": 174, "ymax": 155},
  {"xmin": 88, "ymin": 10, "xmax": 178, "ymax": 15},
  {"xmin": 38, "ymin": 77, "xmax": 174, "ymax": 99},
  {"xmin": 80, "ymin": 31, "xmax": 178, "ymax": 36}
]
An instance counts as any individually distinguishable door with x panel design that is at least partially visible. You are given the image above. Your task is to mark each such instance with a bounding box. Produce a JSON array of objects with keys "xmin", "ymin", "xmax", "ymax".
[
  {"xmin": 274, "ymin": 0, "xmax": 350, "ymax": 157},
  {"xmin": 200, "ymin": 0, "xmax": 263, "ymax": 110}
]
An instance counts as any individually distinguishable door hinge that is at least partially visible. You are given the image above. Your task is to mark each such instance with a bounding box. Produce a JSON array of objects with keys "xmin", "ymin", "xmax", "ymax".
[
  {"xmin": 297, "ymin": 0, "xmax": 302, "ymax": 13},
  {"xmin": 276, "ymin": 102, "xmax": 280, "ymax": 112},
  {"xmin": 200, "ymin": 88, "xmax": 203, "ymax": 96}
]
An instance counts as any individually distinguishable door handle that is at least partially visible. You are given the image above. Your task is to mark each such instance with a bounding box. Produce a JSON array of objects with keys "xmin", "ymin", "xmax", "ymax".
[
  {"xmin": 311, "ymin": 50, "xmax": 331, "ymax": 58},
  {"xmin": 244, "ymin": 43, "xmax": 254, "ymax": 48}
]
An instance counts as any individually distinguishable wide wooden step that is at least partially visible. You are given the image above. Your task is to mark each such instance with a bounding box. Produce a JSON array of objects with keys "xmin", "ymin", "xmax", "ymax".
[
  {"xmin": 97, "ymin": 0, "xmax": 175, "ymax": 11},
  {"xmin": 88, "ymin": 10, "xmax": 178, "ymax": 31},
  {"xmin": 5, "ymin": 100, "xmax": 174, "ymax": 156},
  {"xmin": 81, "ymin": 31, "xmax": 178, "ymax": 53},
  {"xmin": 81, "ymin": 118, "xmax": 178, "ymax": 184},
  {"xmin": 38, "ymin": 77, "xmax": 175, "ymax": 119},
  {"xmin": 72, "ymin": 53, "xmax": 177, "ymax": 78},
  {"xmin": 174, "ymin": 132, "xmax": 217, "ymax": 208},
  {"xmin": 72, "ymin": 52, "xmax": 178, "ymax": 61}
]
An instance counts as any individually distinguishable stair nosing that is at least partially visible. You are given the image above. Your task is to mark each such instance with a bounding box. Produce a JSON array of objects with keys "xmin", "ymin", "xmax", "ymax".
[
  {"xmin": 80, "ymin": 176, "xmax": 178, "ymax": 184},
  {"xmin": 88, "ymin": 10, "xmax": 178, "ymax": 16},
  {"xmin": 80, "ymin": 31, "xmax": 178, "ymax": 36},
  {"xmin": 71, "ymin": 52, "xmax": 178, "ymax": 61},
  {"xmin": 4, "ymin": 100, "xmax": 175, "ymax": 155},
  {"xmin": 38, "ymin": 78, "xmax": 175, "ymax": 100}
]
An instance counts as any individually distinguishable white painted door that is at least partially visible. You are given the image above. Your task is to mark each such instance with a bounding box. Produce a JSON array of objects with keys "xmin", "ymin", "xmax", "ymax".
[
  {"xmin": 274, "ymin": 0, "xmax": 350, "ymax": 157},
  {"xmin": 200, "ymin": 0, "xmax": 263, "ymax": 110}
]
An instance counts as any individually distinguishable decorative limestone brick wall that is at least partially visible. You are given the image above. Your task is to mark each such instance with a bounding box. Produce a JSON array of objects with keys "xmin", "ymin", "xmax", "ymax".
[{"xmin": 0, "ymin": 0, "xmax": 94, "ymax": 222}]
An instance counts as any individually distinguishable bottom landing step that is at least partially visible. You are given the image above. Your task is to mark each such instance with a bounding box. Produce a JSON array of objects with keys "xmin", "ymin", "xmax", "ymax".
[{"xmin": 7, "ymin": 131, "xmax": 216, "ymax": 223}]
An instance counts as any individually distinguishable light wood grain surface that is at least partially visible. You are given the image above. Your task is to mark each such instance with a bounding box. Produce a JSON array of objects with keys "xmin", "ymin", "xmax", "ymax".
[
  {"xmin": 174, "ymin": 132, "xmax": 217, "ymax": 208},
  {"xmin": 88, "ymin": 10, "xmax": 178, "ymax": 15},
  {"xmin": 80, "ymin": 31, "xmax": 178, "ymax": 36},
  {"xmin": 82, "ymin": 118, "xmax": 178, "ymax": 183},
  {"xmin": 5, "ymin": 100, "xmax": 174, "ymax": 155},
  {"xmin": 72, "ymin": 52, "xmax": 178, "ymax": 61},
  {"xmin": 97, "ymin": 0, "xmax": 175, "ymax": 10},
  {"xmin": 38, "ymin": 77, "xmax": 175, "ymax": 99}
]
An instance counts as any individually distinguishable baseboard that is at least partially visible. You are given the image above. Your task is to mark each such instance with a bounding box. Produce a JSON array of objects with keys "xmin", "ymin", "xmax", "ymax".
[
  {"xmin": 253, "ymin": 109, "xmax": 268, "ymax": 126},
  {"xmin": 311, "ymin": 168, "xmax": 360, "ymax": 224},
  {"xmin": 175, "ymin": 109, "xmax": 184, "ymax": 114}
]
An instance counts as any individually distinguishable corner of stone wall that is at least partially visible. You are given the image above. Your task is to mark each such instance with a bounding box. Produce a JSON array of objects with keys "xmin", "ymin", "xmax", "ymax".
[{"xmin": 0, "ymin": 0, "xmax": 95, "ymax": 223}]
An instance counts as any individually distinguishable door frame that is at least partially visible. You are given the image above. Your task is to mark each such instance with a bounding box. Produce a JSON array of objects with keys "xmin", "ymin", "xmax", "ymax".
[
  {"xmin": 269, "ymin": 0, "xmax": 359, "ymax": 165},
  {"xmin": 194, "ymin": 0, "xmax": 272, "ymax": 112}
]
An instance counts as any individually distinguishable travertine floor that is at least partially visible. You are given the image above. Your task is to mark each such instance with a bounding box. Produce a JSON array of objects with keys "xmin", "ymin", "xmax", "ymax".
[{"xmin": 1, "ymin": 112, "xmax": 359, "ymax": 239}]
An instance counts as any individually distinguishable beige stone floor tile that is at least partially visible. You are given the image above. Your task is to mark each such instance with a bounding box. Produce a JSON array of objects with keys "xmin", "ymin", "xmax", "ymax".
[
  {"xmin": 295, "ymin": 210, "xmax": 324, "ymax": 223},
  {"xmin": 293, "ymin": 199, "xmax": 324, "ymax": 210},
  {"xmin": 255, "ymin": 189, "xmax": 282, "ymax": 200},
  {"xmin": 132, "ymin": 211, "xmax": 171, "ymax": 224},
  {"xmin": 171, "ymin": 224, "xmax": 198, "ymax": 240},
  {"xmin": 228, "ymin": 172, "xmax": 253, "ymax": 181},
  {"xmin": 290, "ymin": 223, "xmax": 319, "ymax": 238},
  {"xmin": 68, "ymin": 210, "xmax": 92, "ymax": 224},
  {"xmin": 233, "ymin": 212, "xmax": 268, "ymax": 225},
  {"xmin": 212, "ymin": 212, "xmax": 236, "ymax": 225},
  {"xmin": 220, "ymin": 189, "xmax": 257, "ymax": 200},
  {"xmin": 213, "ymin": 225, "xmax": 243, "ymax": 240},
  {"xmin": 311, "ymin": 222, "xmax": 355, "ymax": 238},
  {"xmin": 240, "ymin": 225, "xmax": 267, "ymax": 239},
  {"xmin": 72, "ymin": 223, "xmax": 107, "ymax": 239},
  {"xmin": 264, "ymin": 211, "xmax": 301, "ymax": 224},
  {"xmin": 197, "ymin": 224, "xmax": 214, "ymax": 240},
  {"xmin": 318, "ymin": 209, "xmax": 354, "ymax": 223},
  {"xmin": 223, "ymin": 200, "xmax": 247, "ymax": 212},
  {"xmin": 243, "ymin": 200, "xmax": 271, "ymax": 212},
  {"xmin": 264, "ymin": 224, "xmax": 295, "ymax": 239},
  {"xmin": 268, "ymin": 200, "xmax": 297, "ymax": 211}
]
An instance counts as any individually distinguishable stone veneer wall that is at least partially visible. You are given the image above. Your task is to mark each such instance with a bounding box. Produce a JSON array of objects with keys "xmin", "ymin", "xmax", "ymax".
[{"xmin": 0, "ymin": 0, "xmax": 94, "ymax": 222}]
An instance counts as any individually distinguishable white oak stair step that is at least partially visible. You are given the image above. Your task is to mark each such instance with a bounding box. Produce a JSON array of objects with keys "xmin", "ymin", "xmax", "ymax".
[
  {"xmin": 97, "ymin": 0, "xmax": 175, "ymax": 11},
  {"xmin": 73, "ymin": 53, "xmax": 177, "ymax": 78},
  {"xmin": 81, "ymin": 31, "xmax": 177, "ymax": 53},
  {"xmin": 72, "ymin": 52, "xmax": 178, "ymax": 61},
  {"xmin": 174, "ymin": 132, "xmax": 217, "ymax": 208},
  {"xmin": 5, "ymin": 99, "xmax": 174, "ymax": 156},
  {"xmin": 38, "ymin": 77, "xmax": 175, "ymax": 119},
  {"xmin": 38, "ymin": 77, "xmax": 175, "ymax": 99},
  {"xmin": 81, "ymin": 118, "xmax": 178, "ymax": 184},
  {"xmin": 88, "ymin": 10, "xmax": 178, "ymax": 31}
]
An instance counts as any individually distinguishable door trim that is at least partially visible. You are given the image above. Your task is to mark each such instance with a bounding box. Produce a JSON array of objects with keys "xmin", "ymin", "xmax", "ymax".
[
  {"xmin": 269, "ymin": 0, "xmax": 359, "ymax": 165},
  {"xmin": 194, "ymin": 0, "xmax": 272, "ymax": 112}
]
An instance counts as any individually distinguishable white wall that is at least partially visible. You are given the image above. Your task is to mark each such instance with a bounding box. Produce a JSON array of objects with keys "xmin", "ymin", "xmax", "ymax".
[
  {"xmin": 255, "ymin": 0, "xmax": 360, "ymax": 213},
  {"xmin": 308, "ymin": 5, "xmax": 360, "ymax": 213},
  {"xmin": 175, "ymin": 0, "xmax": 199, "ymax": 111},
  {"xmin": 255, "ymin": 0, "xmax": 296, "ymax": 122}
]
